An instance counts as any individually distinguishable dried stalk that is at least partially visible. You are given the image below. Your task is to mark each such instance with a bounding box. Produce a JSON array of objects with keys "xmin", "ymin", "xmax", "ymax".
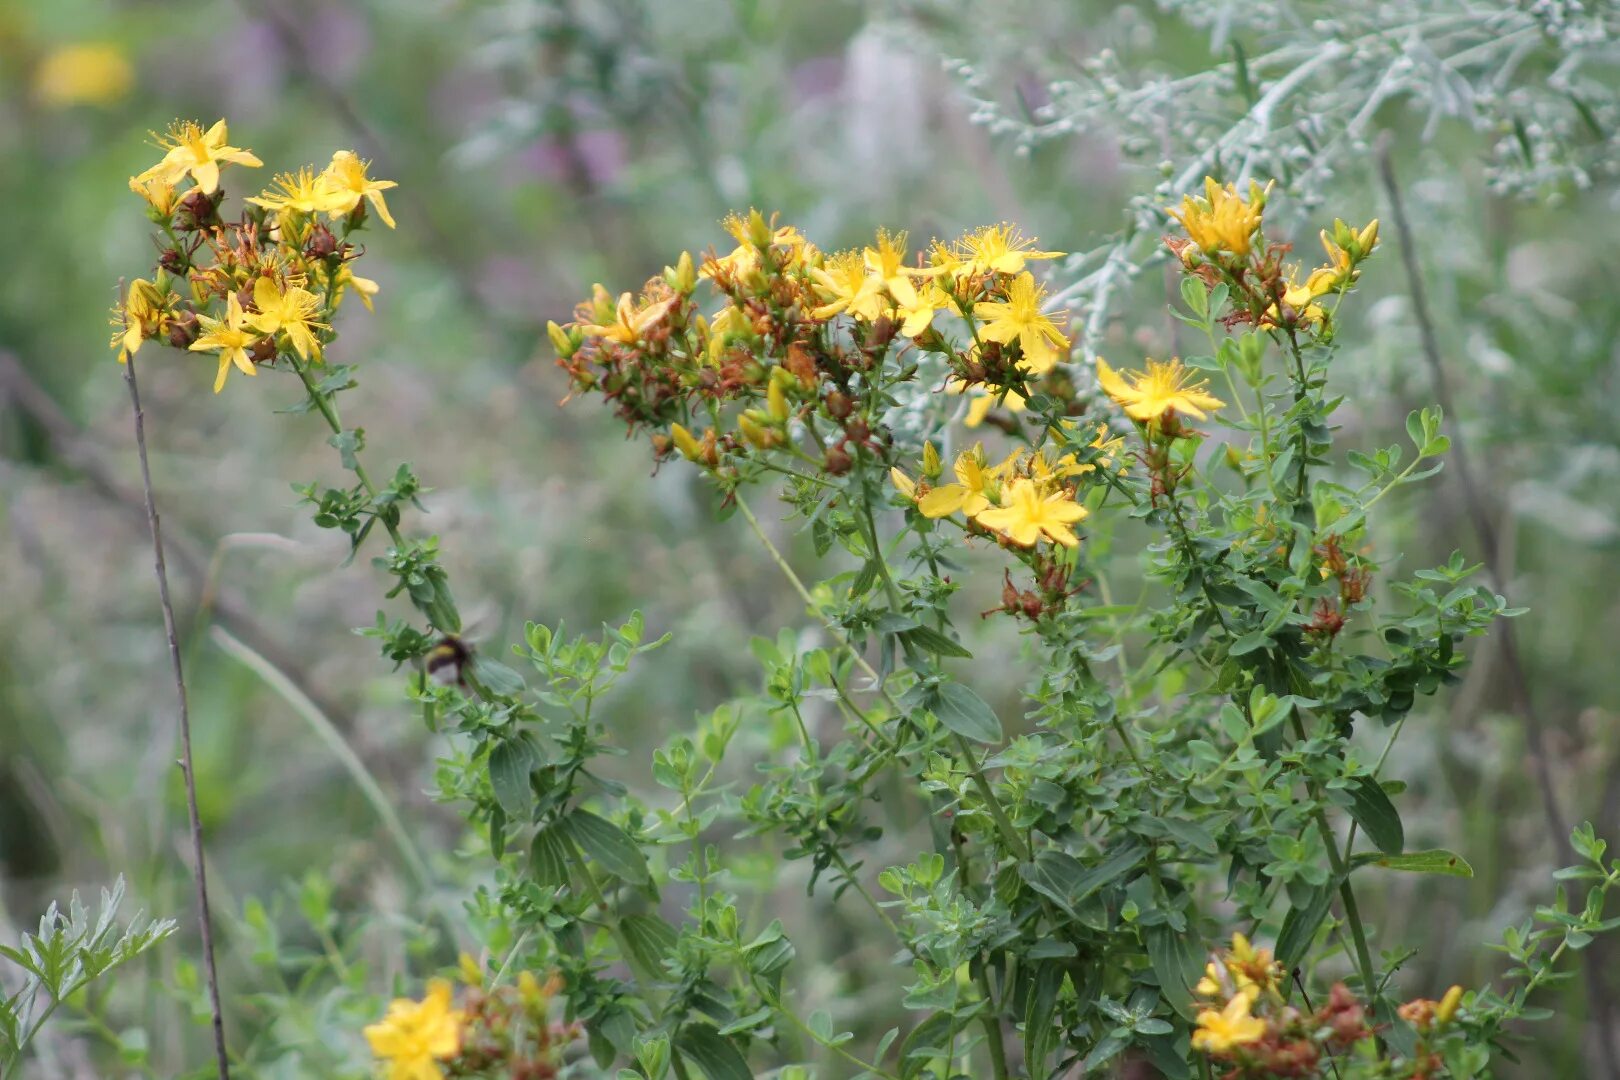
[{"xmin": 122, "ymin": 353, "xmax": 231, "ymax": 1080}]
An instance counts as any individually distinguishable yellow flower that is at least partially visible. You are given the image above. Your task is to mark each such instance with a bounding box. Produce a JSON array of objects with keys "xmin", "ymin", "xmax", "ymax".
[
  {"xmin": 247, "ymin": 166, "xmax": 347, "ymax": 217},
  {"xmin": 189, "ymin": 293, "xmax": 260, "ymax": 393},
  {"xmin": 248, "ymin": 277, "xmax": 326, "ymax": 361},
  {"xmin": 946, "ymin": 378, "xmax": 1026, "ymax": 429},
  {"xmin": 974, "ymin": 272, "xmax": 1070, "ymax": 374},
  {"xmin": 34, "ymin": 43, "xmax": 133, "ymax": 108},
  {"xmin": 320, "ymin": 150, "xmax": 398, "ymax": 228},
  {"xmin": 363, "ymin": 979, "xmax": 464, "ymax": 1080},
  {"xmin": 315, "ymin": 263, "xmax": 381, "ymax": 312},
  {"xmin": 811, "ymin": 251, "xmax": 886, "ymax": 322},
  {"xmin": 959, "ymin": 225, "xmax": 1063, "ymax": 276},
  {"xmin": 863, "ymin": 229, "xmax": 938, "ymax": 309},
  {"xmin": 1170, "ymin": 176, "xmax": 1270, "ymax": 258},
  {"xmin": 1191, "ymin": 995, "xmax": 1266, "ymax": 1054},
  {"xmin": 580, "ymin": 292, "xmax": 676, "ymax": 345},
  {"xmin": 897, "ymin": 280, "xmax": 951, "ymax": 337},
  {"xmin": 110, "ymin": 279, "xmax": 165, "ymax": 363},
  {"xmin": 142, "ymin": 119, "xmax": 262, "ymax": 195},
  {"xmin": 1095, "ymin": 357, "xmax": 1224, "ymax": 423},
  {"xmin": 918, "ymin": 446, "xmax": 1000, "ymax": 519},
  {"xmin": 128, "ymin": 171, "xmax": 180, "ymax": 216},
  {"xmin": 976, "ymin": 478, "xmax": 1088, "ymax": 547}
]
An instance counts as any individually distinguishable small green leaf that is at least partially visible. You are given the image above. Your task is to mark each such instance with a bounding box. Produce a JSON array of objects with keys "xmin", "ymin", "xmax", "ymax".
[
  {"xmin": 674, "ymin": 1024, "xmax": 753, "ymax": 1080},
  {"xmin": 565, "ymin": 809, "xmax": 650, "ymax": 884},
  {"xmin": 1277, "ymin": 884, "xmax": 1335, "ymax": 967},
  {"xmin": 931, "ymin": 682, "xmax": 1004, "ymax": 743},
  {"xmin": 528, "ymin": 823, "xmax": 574, "ymax": 890},
  {"xmin": 902, "ymin": 624, "xmax": 973, "ymax": 659},
  {"xmin": 1368, "ymin": 849, "xmax": 1474, "ymax": 878},
  {"xmin": 488, "ymin": 736, "xmax": 538, "ymax": 818},
  {"xmin": 1345, "ymin": 776, "xmax": 1405, "ymax": 855}
]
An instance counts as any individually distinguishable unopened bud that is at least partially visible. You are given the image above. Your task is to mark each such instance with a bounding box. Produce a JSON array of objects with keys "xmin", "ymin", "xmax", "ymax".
[
  {"xmin": 547, "ymin": 320, "xmax": 578, "ymax": 359},
  {"xmin": 921, "ymin": 441, "xmax": 942, "ymax": 479},
  {"xmin": 867, "ymin": 315, "xmax": 898, "ymax": 347},
  {"xmin": 738, "ymin": 411, "xmax": 776, "ymax": 449},
  {"xmin": 167, "ymin": 311, "xmax": 198, "ymax": 348},
  {"xmin": 766, "ymin": 368, "xmax": 793, "ymax": 421},
  {"xmin": 670, "ymin": 423, "xmax": 702, "ymax": 462},
  {"xmin": 664, "ymin": 251, "xmax": 696, "ymax": 294},
  {"xmin": 745, "ymin": 209, "xmax": 772, "ymax": 248},
  {"xmin": 306, "ymin": 223, "xmax": 339, "ymax": 260},
  {"xmin": 1436, "ymin": 985, "xmax": 1463, "ymax": 1025}
]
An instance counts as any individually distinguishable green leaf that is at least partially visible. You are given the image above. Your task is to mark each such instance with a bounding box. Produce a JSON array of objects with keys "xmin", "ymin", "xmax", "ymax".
[
  {"xmin": 1367, "ymin": 849, "xmax": 1474, "ymax": 878},
  {"xmin": 902, "ymin": 624, "xmax": 973, "ymax": 659},
  {"xmin": 528, "ymin": 823, "xmax": 574, "ymax": 890},
  {"xmin": 488, "ymin": 736, "xmax": 538, "ymax": 818},
  {"xmin": 1229, "ymin": 630, "xmax": 1271, "ymax": 657},
  {"xmin": 620, "ymin": 914, "xmax": 678, "ymax": 976},
  {"xmin": 931, "ymin": 682, "xmax": 1004, "ymax": 743},
  {"xmin": 1276, "ymin": 884, "xmax": 1335, "ymax": 968},
  {"xmin": 1073, "ymin": 839, "xmax": 1149, "ymax": 899},
  {"xmin": 1146, "ymin": 923, "xmax": 1204, "ymax": 1018},
  {"xmin": 565, "ymin": 809, "xmax": 650, "ymax": 884},
  {"xmin": 1345, "ymin": 775, "xmax": 1405, "ymax": 855},
  {"xmin": 674, "ymin": 1024, "xmax": 753, "ymax": 1080}
]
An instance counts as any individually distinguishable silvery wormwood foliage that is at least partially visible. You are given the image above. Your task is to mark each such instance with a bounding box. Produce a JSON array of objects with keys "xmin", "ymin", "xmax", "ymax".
[{"xmin": 895, "ymin": 0, "xmax": 1620, "ymax": 353}]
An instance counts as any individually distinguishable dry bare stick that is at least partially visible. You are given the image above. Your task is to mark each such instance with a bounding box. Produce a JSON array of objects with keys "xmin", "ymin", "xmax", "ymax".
[
  {"xmin": 1376, "ymin": 135, "xmax": 1616, "ymax": 1078},
  {"xmin": 122, "ymin": 352, "xmax": 231, "ymax": 1080}
]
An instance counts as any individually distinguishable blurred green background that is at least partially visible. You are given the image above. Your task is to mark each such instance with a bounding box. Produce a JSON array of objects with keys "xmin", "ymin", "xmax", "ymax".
[{"xmin": 2, "ymin": 0, "xmax": 1618, "ymax": 1075}]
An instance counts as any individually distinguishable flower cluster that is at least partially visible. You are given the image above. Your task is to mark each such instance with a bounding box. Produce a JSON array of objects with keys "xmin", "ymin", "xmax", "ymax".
[
  {"xmin": 890, "ymin": 426, "xmax": 1120, "ymax": 551},
  {"xmin": 1191, "ymin": 934, "xmax": 1468, "ymax": 1079},
  {"xmin": 364, "ymin": 968, "xmax": 576, "ymax": 1080},
  {"xmin": 111, "ymin": 119, "xmax": 392, "ymax": 392},
  {"xmin": 1165, "ymin": 177, "xmax": 1379, "ymax": 340},
  {"xmin": 549, "ymin": 212, "xmax": 1076, "ymax": 480}
]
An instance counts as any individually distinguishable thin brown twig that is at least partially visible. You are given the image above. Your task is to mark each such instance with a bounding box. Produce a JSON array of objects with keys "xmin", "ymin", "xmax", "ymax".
[
  {"xmin": 122, "ymin": 352, "xmax": 231, "ymax": 1080},
  {"xmin": 1376, "ymin": 134, "xmax": 1616, "ymax": 1078}
]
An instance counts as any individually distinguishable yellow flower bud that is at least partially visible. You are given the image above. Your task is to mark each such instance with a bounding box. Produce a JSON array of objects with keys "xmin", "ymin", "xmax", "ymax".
[
  {"xmin": 458, "ymin": 952, "xmax": 483, "ymax": 986},
  {"xmin": 1355, "ymin": 218, "xmax": 1380, "ymax": 257},
  {"xmin": 1436, "ymin": 984, "xmax": 1463, "ymax": 1024},
  {"xmin": 922, "ymin": 440, "xmax": 942, "ymax": 479},
  {"xmin": 665, "ymin": 251, "xmax": 696, "ymax": 294},
  {"xmin": 766, "ymin": 368, "xmax": 792, "ymax": 422},
  {"xmin": 890, "ymin": 467, "xmax": 917, "ymax": 499},
  {"xmin": 547, "ymin": 320, "xmax": 577, "ymax": 359},
  {"xmin": 738, "ymin": 411, "xmax": 774, "ymax": 449},
  {"xmin": 745, "ymin": 208, "xmax": 772, "ymax": 248},
  {"xmin": 671, "ymin": 423, "xmax": 702, "ymax": 462}
]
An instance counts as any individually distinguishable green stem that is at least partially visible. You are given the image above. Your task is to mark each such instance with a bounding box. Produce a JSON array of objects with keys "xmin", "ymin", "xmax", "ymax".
[
  {"xmin": 1290, "ymin": 716, "xmax": 1381, "ymax": 1022},
  {"xmin": 974, "ymin": 966, "xmax": 1012, "ymax": 1080}
]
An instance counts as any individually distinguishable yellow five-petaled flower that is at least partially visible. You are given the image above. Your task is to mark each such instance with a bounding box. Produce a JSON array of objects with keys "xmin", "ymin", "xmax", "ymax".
[
  {"xmin": 140, "ymin": 119, "xmax": 262, "ymax": 195},
  {"xmin": 1170, "ymin": 176, "xmax": 1270, "ymax": 258},
  {"xmin": 1096, "ymin": 357, "xmax": 1224, "ymax": 424},
  {"xmin": 976, "ymin": 478, "xmax": 1088, "ymax": 547},
  {"xmin": 1191, "ymin": 994, "xmax": 1266, "ymax": 1054},
  {"xmin": 363, "ymin": 979, "xmax": 464, "ymax": 1080},
  {"xmin": 974, "ymin": 272, "xmax": 1070, "ymax": 375},
  {"xmin": 249, "ymin": 278, "xmax": 326, "ymax": 361},
  {"xmin": 321, "ymin": 150, "xmax": 398, "ymax": 228},
  {"xmin": 189, "ymin": 293, "xmax": 260, "ymax": 393}
]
